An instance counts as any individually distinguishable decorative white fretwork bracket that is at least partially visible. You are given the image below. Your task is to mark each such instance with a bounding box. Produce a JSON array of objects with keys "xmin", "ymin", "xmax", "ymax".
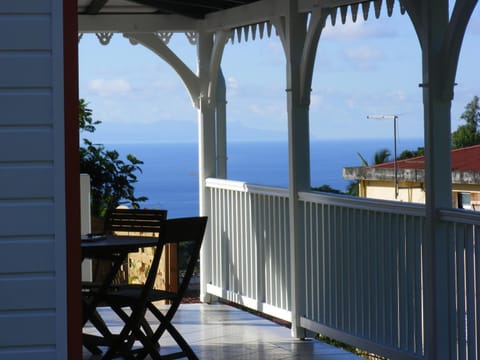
[
  {"xmin": 185, "ymin": 32, "xmax": 198, "ymax": 45},
  {"xmin": 156, "ymin": 32, "xmax": 173, "ymax": 44},
  {"xmin": 95, "ymin": 32, "xmax": 114, "ymax": 45}
]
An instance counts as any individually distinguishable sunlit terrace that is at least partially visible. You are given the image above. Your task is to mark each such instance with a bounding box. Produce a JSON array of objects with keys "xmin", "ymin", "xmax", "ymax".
[{"xmin": 83, "ymin": 303, "xmax": 363, "ymax": 359}]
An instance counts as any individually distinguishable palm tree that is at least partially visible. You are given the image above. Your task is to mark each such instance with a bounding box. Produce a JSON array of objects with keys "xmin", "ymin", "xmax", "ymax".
[
  {"xmin": 347, "ymin": 148, "xmax": 391, "ymax": 196},
  {"xmin": 373, "ymin": 148, "xmax": 391, "ymax": 165}
]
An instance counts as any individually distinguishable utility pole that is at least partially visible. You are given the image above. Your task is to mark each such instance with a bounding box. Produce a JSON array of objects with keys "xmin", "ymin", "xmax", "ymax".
[{"xmin": 367, "ymin": 114, "xmax": 399, "ymax": 199}]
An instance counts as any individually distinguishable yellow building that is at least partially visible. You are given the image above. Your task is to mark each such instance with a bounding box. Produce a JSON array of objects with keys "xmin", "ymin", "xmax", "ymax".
[{"xmin": 343, "ymin": 144, "xmax": 480, "ymax": 209}]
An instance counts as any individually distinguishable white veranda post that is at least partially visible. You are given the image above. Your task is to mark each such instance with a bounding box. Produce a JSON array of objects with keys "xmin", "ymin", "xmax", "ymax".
[{"xmin": 274, "ymin": 2, "xmax": 311, "ymax": 338}]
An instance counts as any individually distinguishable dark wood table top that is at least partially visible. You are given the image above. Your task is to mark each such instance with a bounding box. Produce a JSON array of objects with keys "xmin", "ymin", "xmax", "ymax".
[{"xmin": 81, "ymin": 234, "xmax": 159, "ymax": 258}]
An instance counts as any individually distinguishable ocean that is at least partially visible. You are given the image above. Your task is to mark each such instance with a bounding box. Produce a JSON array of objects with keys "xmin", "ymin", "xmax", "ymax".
[{"xmin": 113, "ymin": 138, "xmax": 423, "ymax": 218}]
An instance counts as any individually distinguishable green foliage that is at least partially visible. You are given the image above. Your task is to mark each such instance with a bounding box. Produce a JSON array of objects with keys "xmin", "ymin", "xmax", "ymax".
[
  {"xmin": 346, "ymin": 181, "xmax": 359, "ymax": 196},
  {"xmin": 79, "ymin": 100, "xmax": 147, "ymax": 217},
  {"xmin": 78, "ymin": 98, "xmax": 100, "ymax": 133},
  {"xmin": 373, "ymin": 148, "xmax": 391, "ymax": 165},
  {"xmin": 452, "ymin": 95, "xmax": 480, "ymax": 149},
  {"xmin": 356, "ymin": 152, "xmax": 369, "ymax": 167},
  {"xmin": 398, "ymin": 147, "xmax": 424, "ymax": 160},
  {"xmin": 357, "ymin": 148, "xmax": 391, "ymax": 167},
  {"xmin": 346, "ymin": 148, "xmax": 391, "ymax": 197},
  {"xmin": 452, "ymin": 124, "xmax": 480, "ymax": 149},
  {"xmin": 311, "ymin": 184, "xmax": 342, "ymax": 194}
]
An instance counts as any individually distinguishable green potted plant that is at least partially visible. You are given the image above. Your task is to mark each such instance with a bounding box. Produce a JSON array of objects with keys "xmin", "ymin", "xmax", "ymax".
[{"xmin": 79, "ymin": 99, "xmax": 147, "ymax": 232}]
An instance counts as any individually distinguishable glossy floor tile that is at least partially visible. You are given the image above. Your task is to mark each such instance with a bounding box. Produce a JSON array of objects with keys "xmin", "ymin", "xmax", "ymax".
[{"xmin": 83, "ymin": 302, "xmax": 362, "ymax": 359}]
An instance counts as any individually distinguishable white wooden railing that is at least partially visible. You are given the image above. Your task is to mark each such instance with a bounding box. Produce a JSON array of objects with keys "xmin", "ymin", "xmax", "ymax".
[
  {"xmin": 205, "ymin": 178, "xmax": 291, "ymax": 321},
  {"xmin": 438, "ymin": 209, "xmax": 480, "ymax": 360},
  {"xmin": 298, "ymin": 191, "xmax": 425, "ymax": 360},
  {"xmin": 203, "ymin": 178, "xmax": 480, "ymax": 360}
]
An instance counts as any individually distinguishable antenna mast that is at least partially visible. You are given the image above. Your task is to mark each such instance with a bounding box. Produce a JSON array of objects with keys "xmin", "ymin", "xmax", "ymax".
[{"xmin": 367, "ymin": 114, "xmax": 399, "ymax": 199}]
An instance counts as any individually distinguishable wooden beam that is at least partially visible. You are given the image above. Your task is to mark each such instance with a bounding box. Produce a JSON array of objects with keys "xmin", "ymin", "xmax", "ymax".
[
  {"xmin": 85, "ymin": 0, "xmax": 109, "ymax": 14},
  {"xmin": 201, "ymin": 0, "xmax": 288, "ymax": 31},
  {"xmin": 78, "ymin": 14, "xmax": 198, "ymax": 32}
]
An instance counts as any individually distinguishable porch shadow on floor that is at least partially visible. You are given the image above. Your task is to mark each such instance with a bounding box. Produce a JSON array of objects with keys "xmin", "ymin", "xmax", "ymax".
[{"xmin": 82, "ymin": 302, "xmax": 362, "ymax": 359}]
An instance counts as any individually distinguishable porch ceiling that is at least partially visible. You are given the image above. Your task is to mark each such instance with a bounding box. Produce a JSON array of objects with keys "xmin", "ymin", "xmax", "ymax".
[
  {"xmin": 78, "ymin": 0, "xmax": 261, "ymax": 18},
  {"xmin": 77, "ymin": 0, "xmax": 392, "ymax": 34}
]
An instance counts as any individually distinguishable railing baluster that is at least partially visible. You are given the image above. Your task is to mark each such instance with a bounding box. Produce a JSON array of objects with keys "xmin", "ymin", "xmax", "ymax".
[
  {"xmin": 465, "ymin": 224, "xmax": 475, "ymax": 360},
  {"xmin": 361, "ymin": 208, "xmax": 368, "ymax": 337},
  {"xmin": 406, "ymin": 215, "xmax": 415, "ymax": 351},
  {"xmin": 345, "ymin": 206, "xmax": 353, "ymax": 333},
  {"xmin": 338, "ymin": 205, "xmax": 344, "ymax": 331},
  {"xmin": 319, "ymin": 202, "xmax": 326, "ymax": 323},
  {"xmin": 326, "ymin": 203, "xmax": 332, "ymax": 326},
  {"xmin": 414, "ymin": 216, "xmax": 423, "ymax": 354},
  {"xmin": 457, "ymin": 224, "xmax": 467, "ymax": 360},
  {"xmin": 246, "ymin": 191, "xmax": 251, "ymax": 298},
  {"xmin": 475, "ymin": 227, "xmax": 480, "ymax": 360},
  {"xmin": 313, "ymin": 203, "xmax": 320, "ymax": 321},
  {"xmin": 377, "ymin": 211, "xmax": 385, "ymax": 343},
  {"xmin": 384, "ymin": 211, "xmax": 393, "ymax": 347},
  {"xmin": 447, "ymin": 222, "xmax": 458, "ymax": 360},
  {"xmin": 335, "ymin": 204, "xmax": 341, "ymax": 330},
  {"xmin": 304, "ymin": 201, "xmax": 312, "ymax": 318}
]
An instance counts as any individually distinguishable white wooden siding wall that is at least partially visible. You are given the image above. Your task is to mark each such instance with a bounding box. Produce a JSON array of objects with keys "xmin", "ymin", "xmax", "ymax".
[{"xmin": 0, "ymin": 1, "xmax": 67, "ymax": 359}]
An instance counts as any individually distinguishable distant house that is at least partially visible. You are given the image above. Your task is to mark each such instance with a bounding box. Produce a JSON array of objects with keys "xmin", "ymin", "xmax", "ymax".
[{"xmin": 343, "ymin": 144, "xmax": 480, "ymax": 210}]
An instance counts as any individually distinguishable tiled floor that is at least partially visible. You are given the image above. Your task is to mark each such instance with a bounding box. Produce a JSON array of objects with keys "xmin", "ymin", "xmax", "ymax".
[{"xmin": 83, "ymin": 302, "xmax": 362, "ymax": 359}]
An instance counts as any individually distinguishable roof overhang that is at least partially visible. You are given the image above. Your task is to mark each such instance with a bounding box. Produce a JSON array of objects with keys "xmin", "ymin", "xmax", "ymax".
[
  {"xmin": 78, "ymin": 0, "xmax": 383, "ymax": 33},
  {"xmin": 78, "ymin": 0, "xmax": 284, "ymax": 32},
  {"xmin": 78, "ymin": 0, "xmax": 262, "ymax": 18}
]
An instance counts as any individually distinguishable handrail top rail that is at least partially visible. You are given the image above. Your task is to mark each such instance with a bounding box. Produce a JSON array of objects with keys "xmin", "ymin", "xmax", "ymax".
[
  {"xmin": 205, "ymin": 177, "xmax": 425, "ymax": 217},
  {"xmin": 300, "ymin": 191, "xmax": 425, "ymax": 217},
  {"xmin": 439, "ymin": 208, "xmax": 480, "ymax": 225},
  {"xmin": 206, "ymin": 178, "xmax": 289, "ymax": 197}
]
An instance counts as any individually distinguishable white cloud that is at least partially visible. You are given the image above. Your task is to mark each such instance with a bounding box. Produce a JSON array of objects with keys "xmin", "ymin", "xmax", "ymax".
[
  {"xmin": 385, "ymin": 90, "xmax": 408, "ymax": 103},
  {"xmin": 151, "ymin": 77, "xmax": 181, "ymax": 91},
  {"xmin": 247, "ymin": 103, "xmax": 281, "ymax": 116},
  {"xmin": 343, "ymin": 45, "xmax": 383, "ymax": 70},
  {"xmin": 345, "ymin": 97, "xmax": 358, "ymax": 109},
  {"xmin": 345, "ymin": 45, "xmax": 382, "ymax": 61},
  {"xmin": 89, "ymin": 78, "xmax": 132, "ymax": 96},
  {"xmin": 323, "ymin": 17, "xmax": 397, "ymax": 40},
  {"xmin": 310, "ymin": 94, "xmax": 322, "ymax": 109},
  {"xmin": 323, "ymin": 20, "xmax": 369, "ymax": 40},
  {"xmin": 266, "ymin": 39, "xmax": 283, "ymax": 52},
  {"xmin": 227, "ymin": 77, "xmax": 239, "ymax": 96}
]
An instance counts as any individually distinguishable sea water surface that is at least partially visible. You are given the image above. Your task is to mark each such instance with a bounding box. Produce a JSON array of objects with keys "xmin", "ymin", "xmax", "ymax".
[{"xmin": 113, "ymin": 138, "xmax": 423, "ymax": 218}]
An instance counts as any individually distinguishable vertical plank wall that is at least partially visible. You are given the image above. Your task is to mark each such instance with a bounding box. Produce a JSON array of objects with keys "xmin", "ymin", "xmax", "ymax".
[{"xmin": 0, "ymin": 1, "xmax": 68, "ymax": 358}]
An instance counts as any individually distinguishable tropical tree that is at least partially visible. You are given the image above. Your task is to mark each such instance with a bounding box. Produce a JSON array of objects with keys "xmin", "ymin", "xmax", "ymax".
[
  {"xmin": 398, "ymin": 147, "xmax": 424, "ymax": 160},
  {"xmin": 79, "ymin": 99, "xmax": 147, "ymax": 217},
  {"xmin": 373, "ymin": 148, "xmax": 391, "ymax": 165},
  {"xmin": 346, "ymin": 181, "xmax": 360, "ymax": 197},
  {"xmin": 357, "ymin": 148, "xmax": 391, "ymax": 166},
  {"xmin": 452, "ymin": 95, "xmax": 480, "ymax": 149},
  {"xmin": 346, "ymin": 148, "xmax": 391, "ymax": 196},
  {"xmin": 311, "ymin": 184, "xmax": 342, "ymax": 194}
]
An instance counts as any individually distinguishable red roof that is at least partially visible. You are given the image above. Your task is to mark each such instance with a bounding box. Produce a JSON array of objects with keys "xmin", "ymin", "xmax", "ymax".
[{"xmin": 372, "ymin": 144, "xmax": 480, "ymax": 172}]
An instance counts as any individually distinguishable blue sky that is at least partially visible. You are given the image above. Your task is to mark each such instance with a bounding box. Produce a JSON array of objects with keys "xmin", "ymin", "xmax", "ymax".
[{"xmin": 79, "ymin": 5, "xmax": 479, "ymax": 145}]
